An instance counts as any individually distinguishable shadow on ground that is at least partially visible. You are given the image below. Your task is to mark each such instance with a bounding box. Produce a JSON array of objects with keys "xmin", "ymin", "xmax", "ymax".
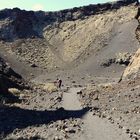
[{"xmin": 0, "ymin": 106, "xmax": 90, "ymax": 135}]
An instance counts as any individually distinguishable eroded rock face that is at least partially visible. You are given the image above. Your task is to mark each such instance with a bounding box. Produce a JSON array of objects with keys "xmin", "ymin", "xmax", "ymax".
[
  {"xmin": 122, "ymin": 6, "xmax": 140, "ymax": 80},
  {"xmin": 122, "ymin": 48, "xmax": 140, "ymax": 79},
  {"xmin": 136, "ymin": 23, "xmax": 140, "ymax": 42}
]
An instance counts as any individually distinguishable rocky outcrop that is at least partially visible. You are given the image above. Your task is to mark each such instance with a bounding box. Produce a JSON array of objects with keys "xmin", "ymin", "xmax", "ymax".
[
  {"xmin": 12, "ymin": 9, "xmax": 39, "ymax": 39},
  {"xmin": 0, "ymin": 8, "xmax": 40, "ymax": 40},
  {"xmin": 122, "ymin": 48, "xmax": 140, "ymax": 79},
  {"xmin": 0, "ymin": 57, "xmax": 26, "ymax": 102},
  {"xmin": 136, "ymin": 22, "xmax": 140, "ymax": 42},
  {"xmin": 122, "ymin": 5, "xmax": 140, "ymax": 80}
]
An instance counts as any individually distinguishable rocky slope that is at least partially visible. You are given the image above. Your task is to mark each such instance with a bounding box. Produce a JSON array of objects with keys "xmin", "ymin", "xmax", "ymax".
[
  {"xmin": 0, "ymin": 0, "xmax": 139, "ymax": 74},
  {"xmin": 122, "ymin": 48, "xmax": 140, "ymax": 79}
]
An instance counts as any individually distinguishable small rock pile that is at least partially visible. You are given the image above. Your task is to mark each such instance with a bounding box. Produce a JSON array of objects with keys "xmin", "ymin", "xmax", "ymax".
[
  {"xmin": 122, "ymin": 49, "xmax": 140, "ymax": 80},
  {"xmin": 101, "ymin": 52, "xmax": 132, "ymax": 67}
]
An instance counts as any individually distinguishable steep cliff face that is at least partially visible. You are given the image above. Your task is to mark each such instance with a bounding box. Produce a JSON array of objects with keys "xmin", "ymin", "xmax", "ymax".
[{"xmin": 0, "ymin": 8, "xmax": 40, "ymax": 40}]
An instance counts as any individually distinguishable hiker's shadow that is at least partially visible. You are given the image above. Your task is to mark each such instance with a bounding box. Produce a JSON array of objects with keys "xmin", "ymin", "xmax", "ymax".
[{"xmin": 0, "ymin": 106, "xmax": 90, "ymax": 135}]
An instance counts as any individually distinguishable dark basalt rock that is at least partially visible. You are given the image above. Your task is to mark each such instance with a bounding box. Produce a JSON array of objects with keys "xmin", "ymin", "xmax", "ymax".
[
  {"xmin": 11, "ymin": 11, "xmax": 38, "ymax": 38},
  {"xmin": 0, "ymin": 57, "xmax": 26, "ymax": 103}
]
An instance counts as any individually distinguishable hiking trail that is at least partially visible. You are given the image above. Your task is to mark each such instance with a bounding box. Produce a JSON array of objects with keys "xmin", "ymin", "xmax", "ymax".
[{"xmin": 62, "ymin": 87, "xmax": 131, "ymax": 140}]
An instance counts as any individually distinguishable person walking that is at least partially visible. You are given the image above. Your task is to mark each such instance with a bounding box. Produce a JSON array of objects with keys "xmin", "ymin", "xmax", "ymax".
[
  {"xmin": 58, "ymin": 79, "xmax": 62, "ymax": 89},
  {"xmin": 54, "ymin": 78, "xmax": 62, "ymax": 89}
]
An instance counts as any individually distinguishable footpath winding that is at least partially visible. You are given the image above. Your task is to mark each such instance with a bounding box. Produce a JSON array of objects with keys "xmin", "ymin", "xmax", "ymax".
[{"xmin": 62, "ymin": 87, "xmax": 131, "ymax": 140}]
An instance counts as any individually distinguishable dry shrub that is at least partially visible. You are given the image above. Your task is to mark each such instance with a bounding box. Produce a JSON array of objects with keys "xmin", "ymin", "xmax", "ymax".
[{"xmin": 43, "ymin": 83, "xmax": 58, "ymax": 93}]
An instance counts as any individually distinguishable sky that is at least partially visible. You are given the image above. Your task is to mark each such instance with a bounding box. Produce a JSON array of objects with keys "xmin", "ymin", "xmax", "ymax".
[{"xmin": 0, "ymin": 0, "xmax": 115, "ymax": 11}]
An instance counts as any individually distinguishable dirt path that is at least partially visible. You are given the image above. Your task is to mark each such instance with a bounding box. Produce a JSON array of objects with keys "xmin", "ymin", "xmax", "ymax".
[
  {"xmin": 62, "ymin": 87, "xmax": 131, "ymax": 140},
  {"xmin": 62, "ymin": 88, "xmax": 83, "ymax": 110}
]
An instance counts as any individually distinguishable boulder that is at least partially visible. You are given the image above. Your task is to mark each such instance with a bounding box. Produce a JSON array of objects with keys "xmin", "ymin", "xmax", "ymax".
[{"xmin": 8, "ymin": 88, "xmax": 21, "ymax": 96}]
